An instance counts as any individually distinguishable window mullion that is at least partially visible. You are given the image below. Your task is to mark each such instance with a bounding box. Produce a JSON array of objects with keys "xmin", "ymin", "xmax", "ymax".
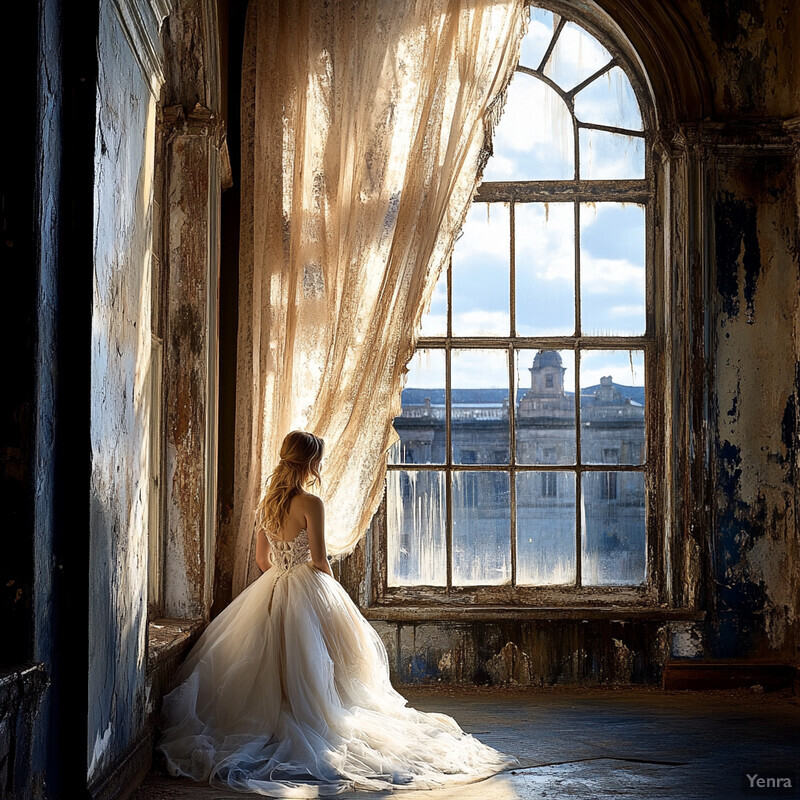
[
  {"xmin": 509, "ymin": 341, "xmax": 517, "ymax": 587},
  {"xmin": 575, "ymin": 347, "xmax": 583, "ymax": 589},
  {"xmin": 574, "ymin": 190, "xmax": 583, "ymax": 588},
  {"xmin": 509, "ymin": 200, "xmax": 517, "ymax": 588},
  {"xmin": 445, "ymin": 340, "xmax": 453, "ymax": 593},
  {"xmin": 535, "ymin": 15, "xmax": 566, "ymax": 73}
]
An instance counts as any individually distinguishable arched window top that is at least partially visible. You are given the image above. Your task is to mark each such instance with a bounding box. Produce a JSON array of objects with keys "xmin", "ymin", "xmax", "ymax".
[{"xmin": 484, "ymin": 6, "xmax": 646, "ymax": 183}]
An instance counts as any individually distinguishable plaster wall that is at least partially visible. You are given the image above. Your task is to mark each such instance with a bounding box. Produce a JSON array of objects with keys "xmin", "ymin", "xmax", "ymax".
[
  {"xmin": 87, "ymin": 0, "xmax": 162, "ymax": 782},
  {"xmin": 695, "ymin": 0, "xmax": 799, "ymax": 118}
]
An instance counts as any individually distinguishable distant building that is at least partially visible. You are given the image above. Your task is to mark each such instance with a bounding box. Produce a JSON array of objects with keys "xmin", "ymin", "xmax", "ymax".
[{"xmin": 391, "ymin": 350, "xmax": 647, "ymax": 585}]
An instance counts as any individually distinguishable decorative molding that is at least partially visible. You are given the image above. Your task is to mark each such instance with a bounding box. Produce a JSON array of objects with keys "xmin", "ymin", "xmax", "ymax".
[
  {"xmin": 665, "ymin": 121, "xmax": 797, "ymax": 156},
  {"xmin": 160, "ymin": 103, "xmax": 227, "ymax": 144},
  {"xmin": 112, "ymin": 0, "xmax": 171, "ymax": 99},
  {"xmin": 149, "ymin": 0, "xmax": 171, "ymax": 22}
]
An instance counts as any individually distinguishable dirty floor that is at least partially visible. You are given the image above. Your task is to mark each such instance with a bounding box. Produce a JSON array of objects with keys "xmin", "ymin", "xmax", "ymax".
[{"xmin": 132, "ymin": 687, "xmax": 800, "ymax": 799}]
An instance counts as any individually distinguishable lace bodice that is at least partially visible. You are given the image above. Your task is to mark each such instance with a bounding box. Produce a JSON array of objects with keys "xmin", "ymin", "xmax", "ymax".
[{"xmin": 266, "ymin": 529, "xmax": 312, "ymax": 574}]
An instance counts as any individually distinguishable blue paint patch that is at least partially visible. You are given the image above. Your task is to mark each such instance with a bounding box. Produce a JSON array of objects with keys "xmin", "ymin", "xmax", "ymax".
[
  {"xmin": 710, "ymin": 436, "xmax": 775, "ymax": 658},
  {"xmin": 407, "ymin": 654, "xmax": 436, "ymax": 683}
]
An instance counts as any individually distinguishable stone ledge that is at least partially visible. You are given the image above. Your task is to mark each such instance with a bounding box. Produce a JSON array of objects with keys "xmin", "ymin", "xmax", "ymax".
[
  {"xmin": 362, "ymin": 606, "xmax": 706, "ymax": 622},
  {"xmin": 147, "ymin": 618, "xmax": 204, "ymax": 673}
]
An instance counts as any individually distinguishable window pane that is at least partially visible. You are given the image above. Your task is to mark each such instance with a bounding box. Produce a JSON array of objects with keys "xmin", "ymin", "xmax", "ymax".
[
  {"xmin": 387, "ymin": 470, "xmax": 447, "ymax": 586},
  {"xmin": 574, "ymin": 66, "xmax": 643, "ymax": 131},
  {"xmin": 543, "ymin": 21, "xmax": 612, "ymax": 92},
  {"xmin": 391, "ymin": 349, "xmax": 445, "ymax": 465},
  {"xmin": 452, "ymin": 203, "xmax": 510, "ymax": 335},
  {"xmin": 453, "ymin": 471, "xmax": 511, "ymax": 585},
  {"xmin": 581, "ymin": 471, "xmax": 646, "ymax": 585},
  {"xmin": 419, "ymin": 264, "xmax": 447, "ymax": 337},
  {"xmin": 516, "ymin": 471, "xmax": 576, "ymax": 585},
  {"xmin": 515, "ymin": 203, "xmax": 575, "ymax": 336},
  {"xmin": 579, "ymin": 129, "xmax": 645, "ymax": 179},
  {"xmin": 482, "ymin": 74, "xmax": 573, "ymax": 181},
  {"xmin": 519, "ymin": 8, "xmax": 559, "ymax": 70},
  {"xmin": 580, "ymin": 202, "xmax": 645, "ymax": 336},
  {"xmin": 515, "ymin": 349, "xmax": 576, "ymax": 465},
  {"xmin": 452, "ymin": 349, "xmax": 509, "ymax": 464},
  {"xmin": 580, "ymin": 350, "xmax": 645, "ymax": 466}
]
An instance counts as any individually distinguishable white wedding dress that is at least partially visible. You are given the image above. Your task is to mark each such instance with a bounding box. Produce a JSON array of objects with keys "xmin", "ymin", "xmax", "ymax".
[{"xmin": 157, "ymin": 528, "xmax": 515, "ymax": 797}]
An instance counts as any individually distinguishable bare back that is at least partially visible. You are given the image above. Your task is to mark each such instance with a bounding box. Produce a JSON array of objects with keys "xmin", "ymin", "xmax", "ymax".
[{"xmin": 272, "ymin": 492, "xmax": 313, "ymax": 542}]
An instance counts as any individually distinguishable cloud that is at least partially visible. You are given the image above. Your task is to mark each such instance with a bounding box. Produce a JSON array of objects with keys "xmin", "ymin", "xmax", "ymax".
[
  {"xmin": 609, "ymin": 304, "xmax": 645, "ymax": 317},
  {"xmin": 581, "ymin": 256, "xmax": 644, "ymax": 291},
  {"xmin": 573, "ymin": 66, "xmax": 643, "ymax": 131},
  {"xmin": 419, "ymin": 313, "xmax": 446, "ymax": 337},
  {"xmin": 515, "ymin": 203, "xmax": 574, "ymax": 283},
  {"xmin": 580, "ymin": 132, "xmax": 645, "ymax": 179},
  {"xmin": 452, "ymin": 349, "xmax": 508, "ymax": 389},
  {"xmin": 404, "ymin": 349, "xmax": 445, "ymax": 387},
  {"xmin": 580, "ymin": 350, "xmax": 644, "ymax": 388},
  {"xmin": 452, "ymin": 310, "xmax": 510, "ymax": 337}
]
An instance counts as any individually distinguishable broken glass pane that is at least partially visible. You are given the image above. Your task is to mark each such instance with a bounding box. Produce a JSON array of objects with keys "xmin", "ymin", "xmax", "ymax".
[
  {"xmin": 543, "ymin": 21, "xmax": 612, "ymax": 92},
  {"xmin": 516, "ymin": 471, "xmax": 576, "ymax": 585},
  {"xmin": 574, "ymin": 66, "xmax": 643, "ymax": 131},
  {"xmin": 390, "ymin": 348, "xmax": 446, "ymax": 465},
  {"xmin": 451, "ymin": 349, "xmax": 509, "ymax": 465},
  {"xmin": 452, "ymin": 203, "xmax": 510, "ymax": 335},
  {"xmin": 580, "ymin": 349, "xmax": 645, "ymax": 466},
  {"xmin": 386, "ymin": 470, "xmax": 447, "ymax": 586},
  {"xmin": 579, "ymin": 129, "xmax": 645, "ymax": 179},
  {"xmin": 580, "ymin": 202, "xmax": 645, "ymax": 336},
  {"xmin": 515, "ymin": 202, "xmax": 575, "ymax": 336},
  {"xmin": 515, "ymin": 349, "xmax": 576, "ymax": 465},
  {"xmin": 581, "ymin": 470, "xmax": 646, "ymax": 585},
  {"xmin": 452, "ymin": 471, "xmax": 511, "ymax": 585},
  {"xmin": 482, "ymin": 74, "xmax": 573, "ymax": 181}
]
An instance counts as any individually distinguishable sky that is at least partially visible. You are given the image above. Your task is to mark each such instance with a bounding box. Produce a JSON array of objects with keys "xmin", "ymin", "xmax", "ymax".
[{"xmin": 414, "ymin": 8, "xmax": 647, "ymax": 394}]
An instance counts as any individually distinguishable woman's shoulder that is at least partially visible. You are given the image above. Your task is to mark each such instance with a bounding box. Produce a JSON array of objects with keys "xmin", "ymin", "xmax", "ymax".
[{"xmin": 290, "ymin": 491, "xmax": 324, "ymax": 512}]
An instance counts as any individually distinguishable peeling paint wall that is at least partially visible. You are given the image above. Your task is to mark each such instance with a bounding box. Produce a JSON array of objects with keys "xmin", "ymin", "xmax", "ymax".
[
  {"xmin": 365, "ymin": 619, "xmax": 675, "ymax": 686},
  {"xmin": 709, "ymin": 149, "xmax": 799, "ymax": 658},
  {"xmin": 87, "ymin": 0, "xmax": 164, "ymax": 784}
]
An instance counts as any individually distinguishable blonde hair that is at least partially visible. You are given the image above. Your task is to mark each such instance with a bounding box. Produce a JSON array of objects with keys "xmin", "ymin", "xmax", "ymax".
[{"xmin": 255, "ymin": 430, "xmax": 324, "ymax": 534}]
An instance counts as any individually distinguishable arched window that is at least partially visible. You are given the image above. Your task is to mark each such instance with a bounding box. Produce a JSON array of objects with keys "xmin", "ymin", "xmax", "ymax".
[{"xmin": 382, "ymin": 4, "xmax": 657, "ymax": 602}]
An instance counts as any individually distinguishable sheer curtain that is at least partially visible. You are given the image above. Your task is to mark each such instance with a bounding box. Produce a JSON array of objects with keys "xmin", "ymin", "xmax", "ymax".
[{"xmin": 231, "ymin": 0, "xmax": 527, "ymax": 594}]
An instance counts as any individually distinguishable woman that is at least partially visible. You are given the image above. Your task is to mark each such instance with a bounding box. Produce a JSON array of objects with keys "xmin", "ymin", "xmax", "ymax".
[{"xmin": 157, "ymin": 430, "xmax": 515, "ymax": 796}]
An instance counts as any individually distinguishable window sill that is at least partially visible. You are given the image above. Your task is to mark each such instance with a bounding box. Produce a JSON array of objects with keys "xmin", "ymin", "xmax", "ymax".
[
  {"xmin": 362, "ymin": 605, "xmax": 705, "ymax": 622},
  {"xmin": 147, "ymin": 617, "xmax": 204, "ymax": 673}
]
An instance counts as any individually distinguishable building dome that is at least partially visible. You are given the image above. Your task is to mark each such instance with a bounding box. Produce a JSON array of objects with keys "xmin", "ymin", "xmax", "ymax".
[{"xmin": 532, "ymin": 350, "xmax": 563, "ymax": 370}]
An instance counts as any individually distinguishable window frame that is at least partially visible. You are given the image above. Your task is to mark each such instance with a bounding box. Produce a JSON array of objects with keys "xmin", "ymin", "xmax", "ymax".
[{"xmin": 372, "ymin": 3, "xmax": 665, "ymax": 609}]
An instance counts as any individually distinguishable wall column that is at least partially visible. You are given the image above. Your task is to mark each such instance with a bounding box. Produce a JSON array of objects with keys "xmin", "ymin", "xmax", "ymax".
[{"xmin": 161, "ymin": 103, "xmax": 224, "ymax": 619}]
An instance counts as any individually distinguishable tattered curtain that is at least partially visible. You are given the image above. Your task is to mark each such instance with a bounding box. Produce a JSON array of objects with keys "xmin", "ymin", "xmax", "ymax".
[{"xmin": 231, "ymin": 0, "xmax": 527, "ymax": 594}]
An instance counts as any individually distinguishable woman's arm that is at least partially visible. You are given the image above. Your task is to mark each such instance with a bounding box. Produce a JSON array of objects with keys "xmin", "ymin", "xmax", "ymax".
[
  {"xmin": 303, "ymin": 494, "xmax": 333, "ymax": 577},
  {"xmin": 255, "ymin": 524, "xmax": 272, "ymax": 572}
]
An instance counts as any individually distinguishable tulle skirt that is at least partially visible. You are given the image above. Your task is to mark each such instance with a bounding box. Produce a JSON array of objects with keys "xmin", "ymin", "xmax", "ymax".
[{"xmin": 157, "ymin": 562, "xmax": 515, "ymax": 797}]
